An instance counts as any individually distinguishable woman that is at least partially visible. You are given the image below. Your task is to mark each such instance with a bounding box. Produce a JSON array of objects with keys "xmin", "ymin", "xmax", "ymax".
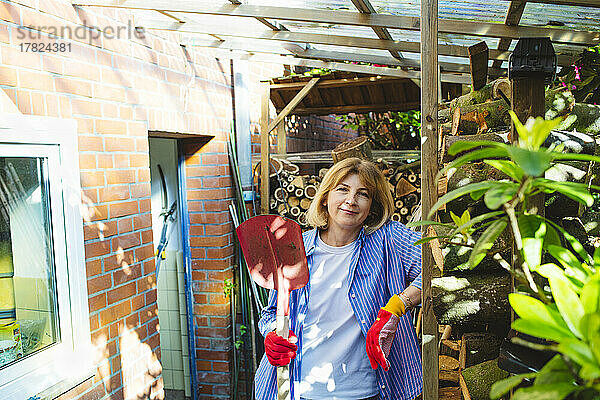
[{"xmin": 255, "ymin": 157, "xmax": 422, "ymax": 400}]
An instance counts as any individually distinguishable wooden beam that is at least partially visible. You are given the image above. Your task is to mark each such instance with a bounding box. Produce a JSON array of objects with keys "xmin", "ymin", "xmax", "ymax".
[
  {"xmin": 421, "ymin": 0, "xmax": 439, "ymax": 399},
  {"xmin": 270, "ymin": 75, "xmax": 403, "ymax": 90},
  {"xmin": 276, "ymin": 121, "xmax": 286, "ymax": 155},
  {"xmin": 288, "ymin": 102, "xmax": 422, "ymax": 116},
  {"xmin": 350, "ymin": 0, "xmax": 403, "ymax": 60},
  {"xmin": 492, "ymin": 1, "xmax": 527, "ymax": 70},
  {"xmin": 260, "ymin": 82, "xmax": 270, "ymax": 214},
  {"xmin": 468, "ymin": 41, "xmax": 489, "ymax": 91},
  {"xmin": 188, "ymin": 38, "xmax": 508, "ymax": 74},
  {"xmin": 267, "ymin": 77, "xmax": 319, "ymax": 134},
  {"xmin": 501, "ymin": 0, "xmax": 600, "ymax": 6},
  {"xmin": 207, "ymin": 49, "xmax": 473, "ymax": 83},
  {"xmin": 74, "ymin": 1, "xmax": 600, "ymax": 45},
  {"xmin": 153, "ymin": 21, "xmax": 579, "ymax": 67}
]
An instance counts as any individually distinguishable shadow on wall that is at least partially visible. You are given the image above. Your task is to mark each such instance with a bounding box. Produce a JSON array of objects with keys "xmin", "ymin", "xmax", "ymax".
[{"xmin": 82, "ymin": 193, "xmax": 164, "ymax": 400}]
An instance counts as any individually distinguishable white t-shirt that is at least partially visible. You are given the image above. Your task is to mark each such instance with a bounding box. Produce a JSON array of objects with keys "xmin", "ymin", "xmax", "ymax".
[{"xmin": 297, "ymin": 234, "xmax": 378, "ymax": 400}]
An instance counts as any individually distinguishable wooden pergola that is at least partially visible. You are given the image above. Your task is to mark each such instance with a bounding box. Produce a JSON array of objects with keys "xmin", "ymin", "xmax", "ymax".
[{"xmin": 69, "ymin": 1, "xmax": 600, "ymax": 398}]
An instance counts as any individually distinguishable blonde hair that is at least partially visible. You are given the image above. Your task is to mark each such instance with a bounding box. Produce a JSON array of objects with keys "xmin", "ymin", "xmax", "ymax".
[{"xmin": 306, "ymin": 157, "xmax": 394, "ymax": 234}]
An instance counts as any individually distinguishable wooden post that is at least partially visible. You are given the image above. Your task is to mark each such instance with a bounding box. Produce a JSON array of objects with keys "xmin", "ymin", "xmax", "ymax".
[
  {"xmin": 260, "ymin": 82, "xmax": 271, "ymax": 214},
  {"xmin": 421, "ymin": 0, "xmax": 439, "ymax": 398},
  {"xmin": 277, "ymin": 121, "xmax": 286, "ymax": 155},
  {"xmin": 511, "ymin": 75, "xmax": 545, "ymax": 215}
]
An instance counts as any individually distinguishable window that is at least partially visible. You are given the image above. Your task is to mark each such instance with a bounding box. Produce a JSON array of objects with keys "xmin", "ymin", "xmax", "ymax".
[{"xmin": 0, "ymin": 115, "xmax": 91, "ymax": 399}]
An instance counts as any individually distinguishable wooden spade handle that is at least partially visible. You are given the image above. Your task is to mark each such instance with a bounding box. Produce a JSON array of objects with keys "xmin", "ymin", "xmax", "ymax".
[{"xmin": 276, "ymin": 314, "xmax": 291, "ymax": 400}]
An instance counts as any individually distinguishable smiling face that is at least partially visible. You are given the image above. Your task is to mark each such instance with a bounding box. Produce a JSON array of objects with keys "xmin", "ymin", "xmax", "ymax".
[{"xmin": 325, "ymin": 173, "xmax": 373, "ymax": 234}]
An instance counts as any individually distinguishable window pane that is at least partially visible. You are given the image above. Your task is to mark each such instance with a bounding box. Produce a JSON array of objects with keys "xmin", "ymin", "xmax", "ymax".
[{"xmin": 0, "ymin": 158, "xmax": 59, "ymax": 369}]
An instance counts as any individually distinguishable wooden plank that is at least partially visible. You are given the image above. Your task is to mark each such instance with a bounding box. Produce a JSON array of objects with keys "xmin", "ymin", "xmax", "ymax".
[
  {"xmin": 491, "ymin": 1, "xmax": 527, "ymax": 70},
  {"xmin": 267, "ymin": 77, "xmax": 319, "ymax": 134},
  {"xmin": 421, "ymin": 0, "xmax": 439, "ymax": 398},
  {"xmin": 260, "ymin": 82, "xmax": 270, "ymax": 214},
  {"xmin": 350, "ymin": 0, "xmax": 403, "ymax": 60},
  {"xmin": 271, "ymin": 76, "xmax": 401, "ymax": 90},
  {"xmin": 468, "ymin": 41, "xmax": 489, "ymax": 91},
  {"xmin": 290, "ymin": 102, "xmax": 421, "ymax": 116},
  {"xmin": 276, "ymin": 121, "xmax": 286, "ymax": 155},
  {"xmin": 76, "ymin": 2, "xmax": 600, "ymax": 45}
]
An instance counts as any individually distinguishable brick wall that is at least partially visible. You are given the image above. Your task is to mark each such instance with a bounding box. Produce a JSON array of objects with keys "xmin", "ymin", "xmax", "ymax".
[{"xmin": 0, "ymin": 1, "xmax": 359, "ymax": 399}]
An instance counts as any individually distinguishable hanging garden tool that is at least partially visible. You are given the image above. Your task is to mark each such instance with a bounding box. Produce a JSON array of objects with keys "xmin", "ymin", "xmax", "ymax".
[
  {"xmin": 155, "ymin": 164, "xmax": 177, "ymax": 280},
  {"xmin": 235, "ymin": 214, "xmax": 309, "ymax": 400}
]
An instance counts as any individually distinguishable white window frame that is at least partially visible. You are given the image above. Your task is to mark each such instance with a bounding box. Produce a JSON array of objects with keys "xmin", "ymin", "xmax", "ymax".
[{"xmin": 0, "ymin": 114, "xmax": 92, "ymax": 399}]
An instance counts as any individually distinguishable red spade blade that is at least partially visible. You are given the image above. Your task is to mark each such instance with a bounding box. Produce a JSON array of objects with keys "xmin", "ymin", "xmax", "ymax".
[{"xmin": 236, "ymin": 215, "xmax": 309, "ymax": 314}]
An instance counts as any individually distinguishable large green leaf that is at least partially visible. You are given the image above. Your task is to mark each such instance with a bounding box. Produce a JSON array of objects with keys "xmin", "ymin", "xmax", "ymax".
[
  {"xmin": 428, "ymin": 181, "xmax": 499, "ymax": 218},
  {"xmin": 579, "ymin": 363, "xmax": 600, "ymax": 381},
  {"xmin": 550, "ymin": 277, "xmax": 586, "ymax": 338},
  {"xmin": 534, "ymin": 355, "xmax": 576, "ymax": 386},
  {"xmin": 484, "ymin": 159, "xmax": 524, "ymax": 181},
  {"xmin": 512, "ymin": 319, "xmax": 574, "ymax": 342},
  {"xmin": 509, "ymin": 111, "xmax": 562, "ymax": 150},
  {"xmin": 553, "ymin": 152, "xmax": 600, "ymax": 164},
  {"xmin": 518, "ymin": 214, "xmax": 561, "ymax": 249},
  {"xmin": 519, "ymin": 215, "xmax": 547, "ymax": 271},
  {"xmin": 512, "ymin": 383, "xmax": 578, "ymax": 400},
  {"xmin": 538, "ymin": 263, "xmax": 582, "ymax": 293},
  {"xmin": 438, "ymin": 146, "xmax": 510, "ymax": 178},
  {"xmin": 581, "ymin": 276, "xmax": 600, "ymax": 314},
  {"xmin": 490, "ymin": 373, "xmax": 537, "ymax": 399},
  {"xmin": 545, "ymin": 219, "xmax": 592, "ymax": 265},
  {"xmin": 484, "ymin": 182, "xmax": 519, "ymax": 210},
  {"xmin": 510, "ymin": 293, "xmax": 571, "ymax": 330},
  {"xmin": 468, "ymin": 219, "xmax": 507, "ymax": 268},
  {"xmin": 594, "ymin": 246, "xmax": 600, "ymax": 269},
  {"xmin": 405, "ymin": 220, "xmax": 455, "ymax": 229},
  {"xmin": 452, "ymin": 211, "xmax": 504, "ymax": 234},
  {"xmin": 448, "ymin": 140, "xmax": 507, "ymax": 156},
  {"xmin": 557, "ymin": 339, "xmax": 596, "ymax": 366},
  {"xmin": 507, "ymin": 146, "xmax": 553, "ymax": 177},
  {"xmin": 547, "ymin": 245, "xmax": 589, "ymax": 280},
  {"xmin": 536, "ymin": 180, "xmax": 595, "ymax": 207}
]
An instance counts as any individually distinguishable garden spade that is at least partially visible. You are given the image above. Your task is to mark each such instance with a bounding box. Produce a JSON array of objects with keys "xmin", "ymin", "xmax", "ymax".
[{"xmin": 235, "ymin": 214, "xmax": 308, "ymax": 400}]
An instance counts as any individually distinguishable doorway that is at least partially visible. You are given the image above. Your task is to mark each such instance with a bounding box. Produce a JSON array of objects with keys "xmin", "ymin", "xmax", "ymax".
[{"xmin": 149, "ymin": 138, "xmax": 191, "ymax": 400}]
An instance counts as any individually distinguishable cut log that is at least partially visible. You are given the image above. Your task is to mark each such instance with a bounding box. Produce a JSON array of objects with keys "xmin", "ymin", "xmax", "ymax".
[
  {"xmin": 294, "ymin": 188, "xmax": 304, "ymax": 197},
  {"xmin": 445, "ymin": 88, "xmax": 574, "ymax": 135},
  {"xmin": 304, "ymin": 185, "xmax": 317, "ymax": 199},
  {"xmin": 286, "ymin": 184, "xmax": 296, "ymax": 193},
  {"xmin": 331, "ymin": 136, "xmax": 373, "ymax": 163},
  {"xmin": 440, "ymin": 355, "xmax": 460, "ymax": 371},
  {"xmin": 391, "ymin": 213, "xmax": 401, "ymax": 221},
  {"xmin": 318, "ymin": 168, "xmax": 329, "ymax": 180},
  {"xmin": 290, "ymin": 175, "xmax": 306, "ymax": 189},
  {"xmin": 274, "ymin": 187, "xmax": 286, "ymax": 202},
  {"xmin": 441, "ymin": 133, "xmax": 507, "ymax": 163},
  {"xmin": 462, "ymin": 332, "xmax": 503, "ymax": 368},
  {"xmin": 395, "ymin": 178, "xmax": 417, "ymax": 198},
  {"xmin": 469, "ymin": 41, "xmax": 489, "ymax": 91},
  {"xmin": 432, "ymin": 272, "xmax": 511, "ymax": 336},
  {"xmin": 289, "ymin": 206, "xmax": 301, "ymax": 217},
  {"xmin": 492, "ymin": 78, "xmax": 511, "ymax": 102},
  {"xmin": 277, "ymin": 203, "xmax": 288, "ymax": 215},
  {"xmin": 447, "ymin": 78, "xmax": 509, "ymax": 113},
  {"xmin": 288, "ymin": 196, "xmax": 300, "ymax": 208},
  {"xmin": 255, "ymin": 158, "xmax": 283, "ymax": 179},
  {"xmin": 300, "ymin": 198, "xmax": 312, "ymax": 210}
]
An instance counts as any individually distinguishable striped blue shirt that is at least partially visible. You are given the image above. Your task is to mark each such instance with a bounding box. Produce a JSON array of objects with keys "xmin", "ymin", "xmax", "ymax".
[{"xmin": 254, "ymin": 221, "xmax": 423, "ymax": 400}]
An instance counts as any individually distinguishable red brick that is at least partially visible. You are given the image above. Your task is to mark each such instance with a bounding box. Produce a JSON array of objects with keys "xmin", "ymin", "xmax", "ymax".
[
  {"xmin": 113, "ymin": 263, "xmax": 141, "ymax": 286},
  {"xmin": 141, "ymin": 229, "xmax": 152, "ymax": 245},
  {"xmin": 129, "ymin": 154, "xmax": 149, "ymax": 168},
  {"xmin": 103, "ymin": 250, "xmax": 135, "ymax": 272},
  {"xmin": 106, "ymin": 170, "xmax": 135, "ymax": 185},
  {"xmin": 109, "ymin": 200, "xmax": 139, "ymax": 218},
  {"xmin": 54, "ymin": 77, "xmax": 93, "ymax": 97},
  {"xmin": 102, "ymin": 103, "xmax": 119, "ymax": 119},
  {"xmin": 97, "ymin": 154, "xmax": 113, "ymax": 169},
  {"xmin": 112, "ymin": 232, "xmax": 141, "ymax": 250},
  {"xmin": 126, "ymin": 311, "xmax": 139, "ymax": 328},
  {"xmin": 208, "ymin": 293, "xmax": 228, "ymax": 305},
  {"xmin": 99, "ymin": 185, "xmax": 130, "ymax": 202},
  {"xmin": 86, "ymin": 259, "xmax": 102, "ymax": 278},
  {"xmin": 16, "ymin": 89, "xmax": 32, "ymax": 114},
  {"xmin": 85, "ymin": 240, "xmax": 111, "ymax": 259},
  {"xmin": 114, "ymin": 154, "xmax": 129, "ymax": 168},
  {"xmin": 80, "ymin": 170, "xmax": 105, "ymax": 189},
  {"xmin": 0, "ymin": 3, "xmax": 20, "ymax": 24},
  {"xmin": 135, "ymin": 244, "xmax": 154, "ymax": 263},
  {"xmin": 194, "ymin": 304, "xmax": 228, "ymax": 316},
  {"xmin": 190, "ymin": 248, "xmax": 205, "ymax": 258},
  {"xmin": 71, "ymin": 98, "xmax": 102, "ymax": 117},
  {"xmin": 90, "ymin": 314, "xmax": 99, "ymax": 331},
  {"xmin": 105, "ymin": 137, "xmax": 135, "ymax": 152},
  {"xmin": 118, "ymin": 218, "xmax": 133, "ymax": 234},
  {"xmin": 107, "ymin": 281, "xmax": 136, "ymax": 305},
  {"xmin": 84, "ymin": 204, "xmax": 108, "ymax": 222},
  {"xmin": 206, "ymin": 247, "xmax": 233, "ymax": 259},
  {"xmin": 204, "ymin": 224, "xmax": 232, "ymax": 236},
  {"xmin": 96, "ymin": 119, "xmax": 127, "ymax": 135},
  {"xmin": 137, "ymin": 168, "xmax": 150, "ymax": 183},
  {"xmin": 99, "ymin": 301, "xmax": 132, "ymax": 326},
  {"xmin": 186, "ymin": 188, "xmax": 228, "ymax": 201},
  {"xmin": 89, "ymin": 293, "xmax": 107, "ymax": 312},
  {"xmin": 139, "ymin": 198, "xmax": 150, "ymax": 213},
  {"xmin": 79, "ymin": 154, "xmax": 96, "ymax": 170},
  {"xmin": 133, "ymin": 213, "xmax": 152, "ymax": 230},
  {"xmin": 87, "ymin": 274, "xmax": 112, "ymax": 295},
  {"xmin": 137, "ymin": 273, "xmax": 156, "ymax": 292},
  {"xmin": 131, "ymin": 183, "xmax": 150, "ymax": 198},
  {"xmin": 132, "ymin": 293, "xmax": 145, "ymax": 311},
  {"xmin": 78, "ymin": 135, "xmax": 103, "ymax": 152},
  {"xmin": 0, "ymin": 66, "xmax": 17, "ymax": 87},
  {"xmin": 136, "ymin": 138, "xmax": 149, "ymax": 152}
]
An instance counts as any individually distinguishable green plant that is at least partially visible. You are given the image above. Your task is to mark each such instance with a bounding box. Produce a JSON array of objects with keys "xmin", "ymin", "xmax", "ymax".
[
  {"xmin": 559, "ymin": 44, "xmax": 600, "ymax": 104},
  {"xmin": 337, "ymin": 110, "xmax": 421, "ymax": 150},
  {"xmin": 411, "ymin": 112, "xmax": 600, "ymax": 399},
  {"xmin": 223, "ymin": 278, "xmax": 236, "ymax": 298},
  {"xmin": 234, "ymin": 324, "xmax": 247, "ymax": 349}
]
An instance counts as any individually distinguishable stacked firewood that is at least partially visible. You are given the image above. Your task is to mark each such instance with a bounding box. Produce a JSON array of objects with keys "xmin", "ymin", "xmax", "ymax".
[{"xmin": 266, "ymin": 158, "xmax": 422, "ymax": 228}]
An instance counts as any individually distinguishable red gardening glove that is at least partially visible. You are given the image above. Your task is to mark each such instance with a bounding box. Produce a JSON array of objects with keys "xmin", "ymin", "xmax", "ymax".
[
  {"xmin": 366, "ymin": 295, "xmax": 406, "ymax": 371},
  {"xmin": 264, "ymin": 330, "xmax": 297, "ymax": 367}
]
